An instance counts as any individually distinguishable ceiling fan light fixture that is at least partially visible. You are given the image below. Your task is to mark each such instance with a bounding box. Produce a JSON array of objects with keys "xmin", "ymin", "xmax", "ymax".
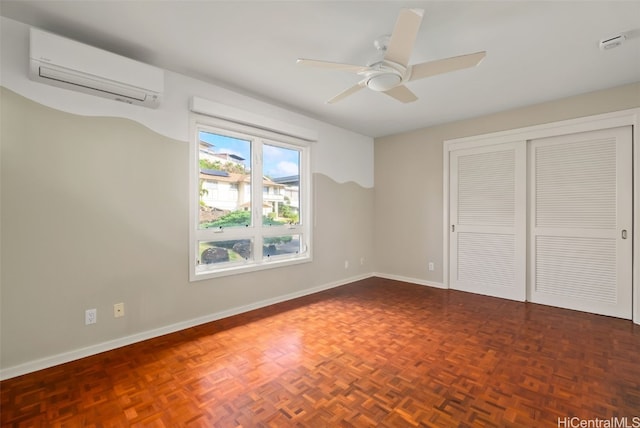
[{"xmin": 366, "ymin": 73, "xmax": 402, "ymax": 91}]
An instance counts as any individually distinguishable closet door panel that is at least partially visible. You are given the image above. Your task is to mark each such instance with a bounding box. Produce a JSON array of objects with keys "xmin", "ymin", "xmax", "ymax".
[
  {"xmin": 529, "ymin": 126, "xmax": 632, "ymax": 319},
  {"xmin": 450, "ymin": 142, "xmax": 526, "ymax": 301}
]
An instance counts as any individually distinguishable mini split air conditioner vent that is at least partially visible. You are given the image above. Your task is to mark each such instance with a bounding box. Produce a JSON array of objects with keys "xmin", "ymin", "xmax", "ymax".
[
  {"xmin": 29, "ymin": 28, "xmax": 164, "ymax": 108},
  {"xmin": 599, "ymin": 34, "xmax": 626, "ymax": 50}
]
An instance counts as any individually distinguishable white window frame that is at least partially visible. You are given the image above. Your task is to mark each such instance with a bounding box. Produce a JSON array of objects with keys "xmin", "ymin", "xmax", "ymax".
[{"xmin": 189, "ymin": 114, "xmax": 312, "ymax": 281}]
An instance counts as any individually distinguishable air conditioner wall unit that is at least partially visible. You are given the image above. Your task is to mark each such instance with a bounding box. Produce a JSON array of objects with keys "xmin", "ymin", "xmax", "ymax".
[{"xmin": 29, "ymin": 28, "xmax": 164, "ymax": 108}]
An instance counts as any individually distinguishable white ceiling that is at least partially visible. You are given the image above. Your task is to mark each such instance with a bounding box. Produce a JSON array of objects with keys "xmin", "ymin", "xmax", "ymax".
[{"xmin": 1, "ymin": 1, "xmax": 639, "ymax": 137}]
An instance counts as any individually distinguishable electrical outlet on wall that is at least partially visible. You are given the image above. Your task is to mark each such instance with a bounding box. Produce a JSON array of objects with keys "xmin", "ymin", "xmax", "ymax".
[{"xmin": 428, "ymin": 262, "xmax": 435, "ymax": 271}]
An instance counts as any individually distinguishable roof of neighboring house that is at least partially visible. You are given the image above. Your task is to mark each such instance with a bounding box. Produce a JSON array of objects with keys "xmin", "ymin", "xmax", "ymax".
[
  {"xmin": 220, "ymin": 153, "xmax": 245, "ymax": 162},
  {"xmin": 200, "ymin": 168, "xmax": 229, "ymax": 177},
  {"xmin": 200, "ymin": 170, "xmax": 249, "ymax": 184},
  {"xmin": 262, "ymin": 177, "xmax": 284, "ymax": 187},
  {"xmin": 272, "ymin": 175, "xmax": 299, "ymax": 184}
]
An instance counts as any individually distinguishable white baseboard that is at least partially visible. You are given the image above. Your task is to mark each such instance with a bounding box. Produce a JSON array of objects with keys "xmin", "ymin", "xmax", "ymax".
[
  {"xmin": 0, "ymin": 273, "xmax": 374, "ymax": 381},
  {"xmin": 373, "ymin": 272, "xmax": 446, "ymax": 289}
]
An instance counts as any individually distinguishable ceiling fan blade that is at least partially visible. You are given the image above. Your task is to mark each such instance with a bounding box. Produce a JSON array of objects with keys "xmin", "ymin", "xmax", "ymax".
[
  {"xmin": 327, "ymin": 81, "xmax": 367, "ymax": 104},
  {"xmin": 382, "ymin": 85, "xmax": 418, "ymax": 103},
  {"xmin": 297, "ymin": 58, "xmax": 371, "ymax": 74},
  {"xmin": 409, "ymin": 51, "xmax": 487, "ymax": 81},
  {"xmin": 384, "ymin": 8, "xmax": 424, "ymax": 67}
]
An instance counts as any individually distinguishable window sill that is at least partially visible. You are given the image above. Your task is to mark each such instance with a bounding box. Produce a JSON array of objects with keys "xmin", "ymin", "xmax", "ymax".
[{"xmin": 190, "ymin": 253, "xmax": 312, "ymax": 281}]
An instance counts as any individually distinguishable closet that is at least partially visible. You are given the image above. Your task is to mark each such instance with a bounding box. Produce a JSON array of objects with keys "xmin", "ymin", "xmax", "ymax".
[{"xmin": 445, "ymin": 112, "xmax": 635, "ymax": 320}]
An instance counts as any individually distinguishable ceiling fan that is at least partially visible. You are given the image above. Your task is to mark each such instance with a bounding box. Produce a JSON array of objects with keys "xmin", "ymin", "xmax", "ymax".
[{"xmin": 297, "ymin": 8, "xmax": 486, "ymax": 104}]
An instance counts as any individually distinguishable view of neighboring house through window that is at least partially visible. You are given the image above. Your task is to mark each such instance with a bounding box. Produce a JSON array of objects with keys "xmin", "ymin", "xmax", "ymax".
[{"xmin": 191, "ymin": 119, "xmax": 311, "ymax": 280}]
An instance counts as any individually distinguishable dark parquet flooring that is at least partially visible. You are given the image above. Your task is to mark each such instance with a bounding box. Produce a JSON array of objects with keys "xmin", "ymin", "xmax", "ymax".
[{"xmin": 2, "ymin": 277, "xmax": 639, "ymax": 427}]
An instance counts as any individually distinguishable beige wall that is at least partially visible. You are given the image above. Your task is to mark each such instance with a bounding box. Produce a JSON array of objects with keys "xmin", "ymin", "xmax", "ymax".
[
  {"xmin": 374, "ymin": 82, "xmax": 640, "ymax": 284},
  {"xmin": 0, "ymin": 88, "xmax": 374, "ymax": 373}
]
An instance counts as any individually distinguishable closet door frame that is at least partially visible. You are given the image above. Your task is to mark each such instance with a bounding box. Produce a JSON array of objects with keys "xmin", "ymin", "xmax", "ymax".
[{"xmin": 442, "ymin": 108, "xmax": 640, "ymax": 324}]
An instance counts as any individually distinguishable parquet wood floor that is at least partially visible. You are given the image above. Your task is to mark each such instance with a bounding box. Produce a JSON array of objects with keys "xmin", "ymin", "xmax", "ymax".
[{"xmin": 2, "ymin": 277, "xmax": 639, "ymax": 427}]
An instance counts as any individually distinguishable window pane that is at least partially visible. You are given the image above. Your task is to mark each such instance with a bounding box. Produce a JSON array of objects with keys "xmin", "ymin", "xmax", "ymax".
[
  {"xmin": 263, "ymin": 234, "xmax": 302, "ymax": 259},
  {"xmin": 198, "ymin": 239, "xmax": 253, "ymax": 270},
  {"xmin": 198, "ymin": 131, "xmax": 252, "ymax": 229},
  {"xmin": 262, "ymin": 144, "xmax": 300, "ymax": 226}
]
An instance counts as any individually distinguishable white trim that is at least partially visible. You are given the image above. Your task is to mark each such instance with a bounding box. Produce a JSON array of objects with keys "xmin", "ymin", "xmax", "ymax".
[
  {"xmin": 374, "ymin": 272, "xmax": 446, "ymax": 289},
  {"xmin": 190, "ymin": 96, "xmax": 318, "ymax": 142},
  {"xmin": 0, "ymin": 273, "xmax": 374, "ymax": 381},
  {"xmin": 443, "ymin": 142, "xmax": 451, "ymax": 290},
  {"xmin": 634, "ymin": 114, "xmax": 640, "ymax": 326},
  {"xmin": 445, "ymin": 108, "xmax": 640, "ymax": 151},
  {"xmin": 442, "ymin": 108, "xmax": 640, "ymax": 324}
]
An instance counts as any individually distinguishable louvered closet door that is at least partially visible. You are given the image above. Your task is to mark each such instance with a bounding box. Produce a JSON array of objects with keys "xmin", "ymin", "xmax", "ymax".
[
  {"xmin": 450, "ymin": 142, "xmax": 526, "ymax": 301},
  {"xmin": 530, "ymin": 126, "xmax": 632, "ymax": 319}
]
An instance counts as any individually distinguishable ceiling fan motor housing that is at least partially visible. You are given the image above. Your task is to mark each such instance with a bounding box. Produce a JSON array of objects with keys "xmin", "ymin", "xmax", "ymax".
[{"xmin": 362, "ymin": 61, "xmax": 406, "ymax": 91}]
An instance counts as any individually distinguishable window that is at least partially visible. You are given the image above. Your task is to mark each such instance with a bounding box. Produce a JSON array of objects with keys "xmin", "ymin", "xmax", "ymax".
[{"xmin": 190, "ymin": 115, "xmax": 311, "ymax": 280}]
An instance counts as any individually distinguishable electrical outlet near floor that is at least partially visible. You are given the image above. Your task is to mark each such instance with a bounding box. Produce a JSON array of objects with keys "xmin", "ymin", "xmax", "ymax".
[
  {"xmin": 428, "ymin": 262, "xmax": 435, "ymax": 271},
  {"xmin": 114, "ymin": 302, "xmax": 125, "ymax": 318},
  {"xmin": 85, "ymin": 308, "xmax": 97, "ymax": 325}
]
